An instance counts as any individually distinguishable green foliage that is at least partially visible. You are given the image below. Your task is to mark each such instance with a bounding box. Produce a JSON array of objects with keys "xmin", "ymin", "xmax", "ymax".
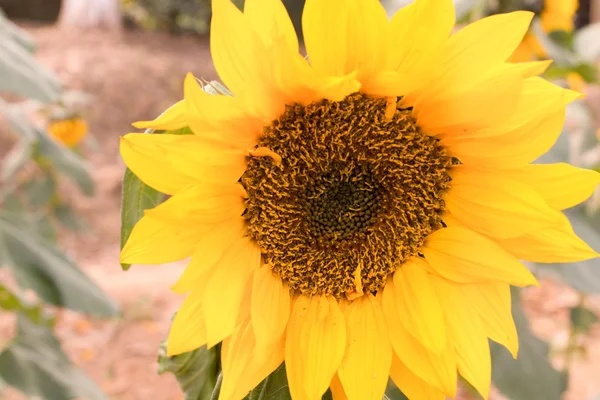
[
  {"xmin": 0, "ymin": 316, "xmax": 106, "ymax": 400},
  {"xmin": 158, "ymin": 342, "xmax": 219, "ymax": 400},
  {"xmin": 0, "ymin": 11, "xmax": 116, "ymax": 400},
  {"xmin": 491, "ymin": 288, "xmax": 568, "ymax": 400},
  {"xmin": 0, "ymin": 9, "xmax": 61, "ymax": 103},
  {"xmin": 0, "ymin": 212, "xmax": 119, "ymax": 316}
]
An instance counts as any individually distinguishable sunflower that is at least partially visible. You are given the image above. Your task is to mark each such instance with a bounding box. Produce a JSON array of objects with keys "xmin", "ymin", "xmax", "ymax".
[
  {"xmin": 48, "ymin": 117, "xmax": 88, "ymax": 148},
  {"xmin": 120, "ymin": 0, "xmax": 600, "ymax": 399}
]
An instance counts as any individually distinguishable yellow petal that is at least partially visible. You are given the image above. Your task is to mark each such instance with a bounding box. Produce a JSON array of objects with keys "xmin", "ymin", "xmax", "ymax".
[
  {"xmin": 183, "ymin": 73, "xmax": 262, "ymax": 144},
  {"xmin": 120, "ymin": 211, "xmax": 198, "ymax": 265},
  {"xmin": 496, "ymin": 219, "xmax": 599, "ymax": 263},
  {"xmin": 444, "ymin": 11, "xmax": 534, "ymax": 80},
  {"xmin": 393, "ymin": 259, "xmax": 446, "ymax": 353},
  {"xmin": 415, "ymin": 66, "xmax": 523, "ymax": 137},
  {"xmin": 389, "ymin": 355, "xmax": 447, "ymax": 400},
  {"xmin": 422, "ymin": 226, "xmax": 538, "ymax": 286},
  {"xmin": 285, "ymin": 295, "xmax": 347, "ymax": 400},
  {"xmin": 219, "ymin": 315, "xmax": 285, "ymax": 400},
  {"xmin": 303, "ymin": 0, "xmax": 388, "ymax": 79},
  {"xmin": 330, "ymin": 374, "xmax": 347, "ymax": 400},
  {"xmin": 171, "ymin": 217, "xmax": 246, "ymax": 294},
  {"xmin": 210, "ymin": 0, "xmax": 263, "ymax": 96},
  {"xmin": 148, "ymin": 184, "xmax": 245, "ymax": 227},
  {"xmin": 431, "ymin": 277, "xmax": 491, "ymax": 400},
  {"xmin": 446, "ymin": 166, "xmax": 565, "ymax": 238},
  {"xmin": 502, "ymin": 163, "xmax": 600, "ymax": 210},
  {"xmin": 251, "ymin": 266, "xmax": 291, "ymax": 354},
  {"xmin": 338, "ymin": 294, "xmax": 392, "ymax": 400},
  {"xmin": 462, "ymin": 283, "xmax": 518, "ymax": 358},
  {"xmin": 372, "ymin": 0, "xmax": 454, "ymax": 96},
  {"xmin": 133, "ymin": 100, "xmax": 188, "ymax": 131},
  {"xmin": 203, "ymin": 237, "xmax": 261, "ymax": 347},
  {"xmin": 120, "ymin": 133, "xmax": 248, "ymax": 193},
  {"xmin": 381, "ymin": 281, "xmax": 457, "ymax": 397},
  {"xmin": 167, "ymin": 287, "xmax": 207, "ymax": 356},
  {"xmin": 244, "ymin": 0, "xmax": 298, "ymax": 51}
]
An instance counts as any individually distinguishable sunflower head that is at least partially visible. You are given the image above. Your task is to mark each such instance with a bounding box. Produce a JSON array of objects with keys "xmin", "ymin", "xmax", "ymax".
[{"xmin": 120, "ymin": 0, "xmax": 599, "ymax": 399}]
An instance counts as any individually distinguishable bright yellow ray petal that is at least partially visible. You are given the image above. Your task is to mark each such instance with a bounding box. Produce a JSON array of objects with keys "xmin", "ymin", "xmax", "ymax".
[
  {"xmin": 338, "ymin": 294, "xmax": 392, "ymax": 400},
  {"xmin": 251, "ymin": 266, "xmax": 291, "ymax": 355},
  {"xmin": 132, "ymin": 100, "xmax": 188, "ymax": 131},
  {"xmin": 303, "ymin": 0, "xmax": 390, "ymax": 79},
  {"xmin": 167, "ymin": 287, "xmax": 207, "ymax": 356},
  {"xmin": 415, "ymin": 66, "xmax": 523, "ymax": 137},
  {"xmin": 462, "ymin": 282, "xmax": 518, "ymax": 358},
  {"xmin": 502, "ymin": 163, "xmax": 600, "ymax": 210},
  {"xmin": 330, "ymin": 374, "xmax": 347, "ymax": 400},
  {"xmin": 120, "ymin": 133, "xmax": 248, "ymax": 193},
  {"xmin": 219, "ymin": 315, "xmax": 285, "ymax": 400},
  {"xmin": 389, "ymin": 355, "xmax": 447, "ymax": 400},
  {"xmin": 301, "ymin": 0, "xmax": 346, "ymax": 76},
  {"xmin": 120, "ymin": 211, "xmax": 198, "ymax": 265},
  {"xmin": 381, "ymin": 281, "xmax": 457, "ymax": 397},
  {"xmin": 171, "ymin": 217, "xmax": 246, "ymax": 294},
  {"xmin": 443, "ymin": 11, "xmax": 534, "ymax": 80},
  {"xmin": 210, "ymin": 0, "xmax": 284, "ymax": 120},
  {"xmin": 446, "ymin": 166, "xmax": 565, "ymax": 238},
  {"xmin": 244, "ymin": 0, "xmax": 298, "ymax": 51},
  {"xmin": 210, "ymin": 0, "xmax": 264, "ymax": 96},
  {"xmin": 368, "ymin": 0, "xmax": 454, "ymax": 96},
  {"xmin": 393, "ymin": 258, "xmax": 446, "ymax": 354},
  {"xmin": 203, "ymin": 238, "xmax": 261, "ymax": 347},
  {"xmin": 285, "ymin": 295, "xmax": 347, "ymax": 400},
  {"xmin": 431, "ymin": 277, "xmax": 491, "ymax": 400},
  {"xmin": 422, "ymin": 226, "xmax": 538, "ymax": 286},
  {"xmin": 183, "ymin": 73, "xmax": 262, "ymax": 144},
  {"xmin": 496, "ymin": 220, "xmax": 599, "ymax": 263}
]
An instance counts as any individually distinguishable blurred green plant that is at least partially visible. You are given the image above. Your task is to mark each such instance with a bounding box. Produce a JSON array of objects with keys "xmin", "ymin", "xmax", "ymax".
[{"xmin": 0, "ymin": 10, "xmax": 118, "ymax": 400}]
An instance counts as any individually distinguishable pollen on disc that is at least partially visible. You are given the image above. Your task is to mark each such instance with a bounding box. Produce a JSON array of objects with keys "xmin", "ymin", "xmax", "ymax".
[{"xmin": 242, "ymin": 93, "xmax": 452, "ymax": 299}]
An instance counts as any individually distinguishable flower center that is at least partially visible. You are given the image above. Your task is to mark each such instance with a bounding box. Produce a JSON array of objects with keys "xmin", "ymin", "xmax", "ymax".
[{"xmin": 242, "ymin": 93, "xmax": 452, "ymax": 299}]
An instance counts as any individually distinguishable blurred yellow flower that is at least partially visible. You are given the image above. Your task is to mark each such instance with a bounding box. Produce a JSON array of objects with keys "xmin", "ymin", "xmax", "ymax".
[
  {"xmin": 48, "ymin": 117, "xmax": 88, "ymax": 147},
  {"xmin": 510, "ymin": 32, "xmax": 548, "ymax": 62},
  {"xmin": 541, "ymin": 0, "xmax": 578, "ymax": 32},
  {"xmin": 120, "ymin": 0, "xmax": 599, "ymax": 399},
  {"xmin": 566, "ymin": 72, "xmax": 586, "ymax": 92}
]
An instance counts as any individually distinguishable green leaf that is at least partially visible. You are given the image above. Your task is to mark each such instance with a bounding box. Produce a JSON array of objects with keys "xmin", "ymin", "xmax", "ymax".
[
  {"xmin": 0, "ymin": 212, "xmax": 119, "ymax": 316},
  {"xmin": 119, "ymin": 127, "xmax": 192, "ymax": 270},
  {"xmin": 53, "ymin": 202, "xmax": 87, "ymax": 232},
  {"xmin": 22, "ymin": 174, "xmax": 56, "ymax": 208},
  {"xmin": 0, "ymin": 21, "xmax": 61, "ymax": 103},
  {"xmin": 385, "ymin": 379, "xmax": 409, "ymax": 400},
  {"xmin": 574, "ymin": 22, "xmax": 600, "ymax": 63},
  {"xmin": 119, "ymin": 166, "xmax": 164, "ymax": 270},
  {"xmin": 491, "ymin": 287, "xmax": 567, "ymax": 400},
  {"xmin": 0, "ymin": 283, "xmax": 50, "ymax": 326},
  {"xmin": 1, "ymin": 142, "xmax": 33, "ymax": 182},
  {"xmin": 0, "ymin": 316, "xmax": 106, "ymax": 400},
  {"xmin": 570, "ymin": 305, "xmax": 598, "ymax": 334},
  {"xmin": 534, "ymin": 207, "xmax": 600, "ymax": 294},
  {"xmin": 243, "ymin": 363, "xmax": 292, "ymax": 400},
  {"xmin": 0, "ymin": 9, "xmax": 36, "ymax": 52},
  {"xmin": 34, "ymin": 128, "xmax": 95, "ymax": 196},
  {"xmin": 158, "ymin": 342, "xmax": 219, "ymax": 400}
]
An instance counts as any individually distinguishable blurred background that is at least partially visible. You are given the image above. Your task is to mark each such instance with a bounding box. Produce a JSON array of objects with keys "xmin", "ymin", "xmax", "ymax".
[{"xmin": 1, "ymin": 0, "xmax": 600, "ymax": 399}]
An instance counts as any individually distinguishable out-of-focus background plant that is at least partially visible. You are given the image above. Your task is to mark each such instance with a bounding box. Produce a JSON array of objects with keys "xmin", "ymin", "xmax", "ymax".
[
  {"xmin": 0, "ymin": 7, "xmax": 119, "ymax": 399},
  {"xmin": 1, "ymin": 0, "xmax": 600, "ymax": 399}
]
